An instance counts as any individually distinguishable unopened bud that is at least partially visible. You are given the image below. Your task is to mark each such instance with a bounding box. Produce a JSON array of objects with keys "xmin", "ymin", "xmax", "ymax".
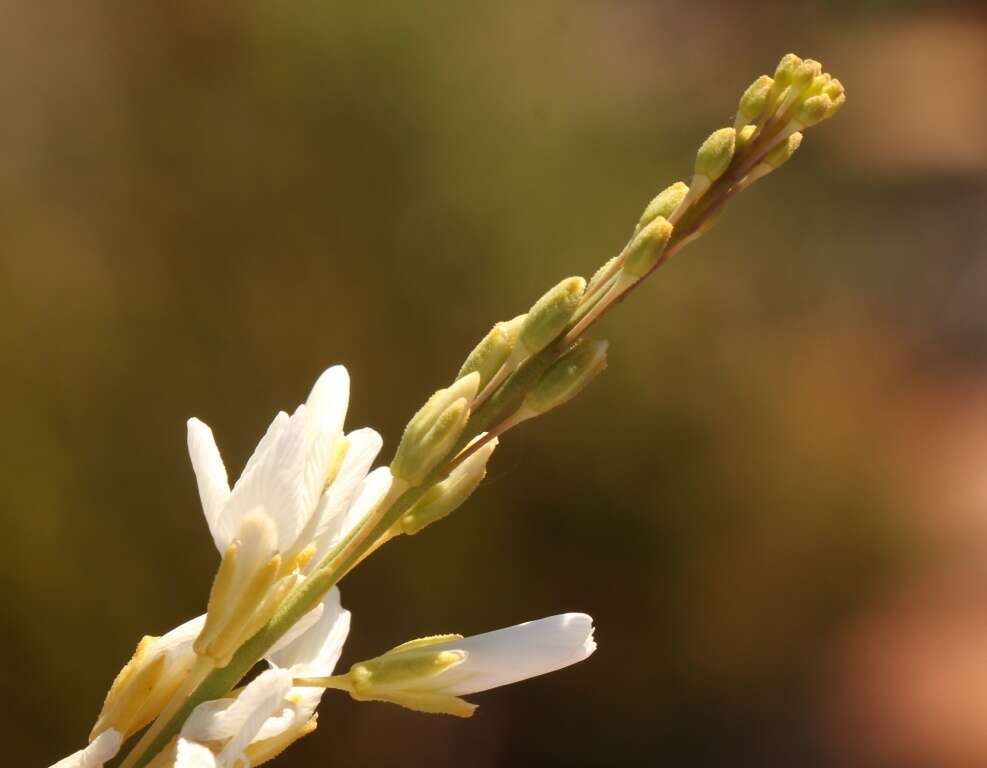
[
  {"xmin": 764, "ymin": 131, "xmax": 803, "ymax": 168},
  {"xmin": 774, "ymin": 54, "xmax": 802, "ymax": 88},
  {"xmin": 695, "ymin": 128, "xmax": 736, "ymax": 184},
  {"xmin": 398, "ymin": 437, "xmax": 498, "ymax": 536},
  {"xmin": 739, "ymin": 132, "xmax": 803, "ymax": 190},
  {"xmin": 392, "ymin": 374, "xmax": 479, "ymax": 485},
  {"xmin": 637, "ymin": 182, "xmax": 689, "ymax": 231},
  {"xmin": 735, "ymin": 75, "xmax": 773, "ymax": 129},
  {"xmin": 518, "ymin": 277, "xmax": 586, "ymax": 357},
  {"xmin": 792, "ymin": 59, "xmax": 822, "ymax": 91},
  {"xmin": 524, "ymin": 339, "xmax": 608, "ymax": 417},
  {"xmin": 735, "ymin": 124, "xmax": 757, "ymax": 150},
  {"xmin": 795, "ymin": 94, "xmax": 831, "ymax": 128},
  {"xmin": 623, "ymin": 217, "xmax": 673, "ymax": 278},
  {"xmin": 457, "ymin": 316, "xmax": 524, "ymax": 390}
]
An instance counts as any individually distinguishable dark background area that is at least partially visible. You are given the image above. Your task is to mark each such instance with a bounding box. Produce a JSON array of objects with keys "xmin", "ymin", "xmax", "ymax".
[{"xmin": 3, "ymin": 2, "xmax": 986, "ymax": 766}]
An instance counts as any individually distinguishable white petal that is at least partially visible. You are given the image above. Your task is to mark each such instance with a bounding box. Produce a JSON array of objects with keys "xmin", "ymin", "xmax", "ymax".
[
  {"xmin": 223, "ymin": 407, "xmax": 305, "ymax": 549},
  {"xmin": 215, "ymin": 669, "xmax": 293, "ymax": 767},
  {"xmin": 304, "ymin": 366, "xmax": 350, "ymax": 442},
  {"xmin": 187, "ymin": 418, "xmax": 232, "ymax": 553},
  {"xmin": 314, "ymin": 466, "xmax": 393, "ymax": 561},
  {"xmin": 240, "ymin": 410, "xmax": 290, "ymax": 481},
  {"xmin": 49, "ymin": 729, "xmax": 122, "ymax": 768},
  {"xmin": 267, "ymin": 587, "xmax": 351, "ymax": 676},
  {"xmin": 427, "ymin": 613, "xmax": 596, "ymax": 696},
  {"xmin": 313, "ymin": 428, "xmax": 383, "ymax": 542},
  {"xmin": 182, "ymin": 668, "xmax": 292, "ymax": 743},
  {"xmin": 155, "ymin": 613, "xmax": 207, "ymax": 657},
  {"xmin": 174, "ymin": 739, "xmax": 217, "ymax": 768}
]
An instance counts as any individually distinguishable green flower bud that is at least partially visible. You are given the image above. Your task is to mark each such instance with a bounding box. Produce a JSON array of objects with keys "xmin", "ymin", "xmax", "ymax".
[
  {"xmin": 735, "ymin": 124, "xmax": 757, "ymax": 150},
  {"xmin": 796, "ymin": 94, "xmax": 831, "ymax": 128},
  {"xmin": 694, "ymin": 128, "xmax": 736, "ymax": 183},
  {"xmin": 735, "ymin": 75, "xmax": 773, "ymax": 129},
  {"xmin": 456, "ymin": 315, "xmax": 524, "ymax": 390},
  {"xmin": 398, "ymin": 437, "xmax": 498, "ymax": 536},
  {"xmin": 823, "ymin": 78, "xmax": 845, "ymax": 101},
  {"xmin": 763, "ymin": 131, "xmax": 803, "ymax": 169},
  {"xmin": 391, "ymin": 373, "xmax": 479, "ymax": 485},
  {"xmin": 774, "ymin": 53, "xmax": 802, "ymax": 87},
  {"xmin": 637, "ymin": 182, "xmax": 689, "ymax": 231},
  {"xmin": 518, "ymin": 277, "xmax": 586, "ymax": 356},
  {"xmin": 524, "ymin": 339, "xmax": 608, "ymax": 416},
  {"xmin": 623, "ymin": 217, "xmax": 673, "ymax": 278},
  {"xmin": 792, "ymin": 59, "xmax": 822, "ymax": 91}
]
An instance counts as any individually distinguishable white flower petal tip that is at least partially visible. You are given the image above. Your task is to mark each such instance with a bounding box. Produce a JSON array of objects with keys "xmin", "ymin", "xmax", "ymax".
[
  {"xmin": 305, "ymin": 366, "xmax": 350, "ymax": 435},
  {"xmin": 49, "ymin": 728, "xmax": 122, "ymax": 768}
]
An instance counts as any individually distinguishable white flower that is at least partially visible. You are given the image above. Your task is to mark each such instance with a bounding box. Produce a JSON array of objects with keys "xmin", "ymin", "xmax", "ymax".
[
  {"xmin": 175, "ymin": 588, "xmax": 351, "ymax": 768},
  {"xmin": 185, "ymin": 366, "xmax": 390, "ymax": 664},
  {"xmin": 336, "ymin": 613, "xmax": 596, "ymax": 716},
  {"xmin": 49, "ymin": 728, "xmax": 122, "ymax": 768}
]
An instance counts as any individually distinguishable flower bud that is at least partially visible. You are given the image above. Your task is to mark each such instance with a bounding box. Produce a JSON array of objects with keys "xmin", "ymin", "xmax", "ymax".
[
  {"xmin": 735, "ymin": 74, "xmax": 773, "ymax": 130},
  {"xmin": 792, "ymin": 59, "xmax": 822, "ymax": 91},
  {"xmin": 524, "ymin": 339, "xmax": 608, "ymax": 417},
  {"xmin": 623, "ymin": 217, "xmax": 673, "ymax": 278},
  {"xmin": 636, "ymin": 181, "xmax": 689, "ymax": 231},
  {"xmin": 735, "ymin": 124, "xmax": 757, "ymax": 150},
  {"xmin": 774, "ymin": 53, "xmax": 802, "ymax": 88},
  {"xmin": 763, "ymin": 131, "xmax": 803, "ymax": 168},
  {"xmin": 694, "ymin": 128, "xmax": 736, "ymax": 184},
  {"xmin": 518, "ymin": 277, "xmax": 586, "ymax": 357},
  {"xmin": 456, "ymin": 315, "xmax": 524, "ymax": 390},
  {"xmin": 398, "ymin": 437, "xmax": 498, "ymax": 536},
  {"xmin": 391, "ymin": 376, "xmax": 477, "ymax": 485},
  {"xmin": 796, "ymin": 94, "xmax": 832, "ymax": 128}
]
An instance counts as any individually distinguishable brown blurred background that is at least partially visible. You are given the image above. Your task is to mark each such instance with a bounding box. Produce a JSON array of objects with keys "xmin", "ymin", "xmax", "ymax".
[{"xmin": 3, "ymin": 1, "xmax": 986, "ymax": 766}]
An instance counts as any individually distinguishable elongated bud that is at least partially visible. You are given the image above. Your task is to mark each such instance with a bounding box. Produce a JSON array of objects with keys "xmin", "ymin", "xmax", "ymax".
[
  {"xmin": 392, "ymin": 376, "xmax": 477, "ymax": 485},
  {"xmin": 398, "ymin": 437, "xmax": 498, "ymax": 536},
  {"xmin": 694, "ymin": 128, "xmax": 736, "ymax": 184},
  {"xmin": 735, "ymin": 75, "xmax": 773, "ymax": 130},
  {"xmin": 524, "ymin": 339, "xmax": 608, "ymax": 417},
  {"xmin": 735, "ymin": 124, "xmax": 757, "ymax": 150},
  {"xmin": 637, "ymin": 182, "xmax": 689, "ymax": 231},
  {"xmin": 518, "ymin": 277, "xmax": 586, "ymax": 357},
  {"xmin": 457, "ymin": 315, "xmax": 524, "ymax": 390},
  {"xmin": 795, "ymin": 94, "xmax": 832, "ymax": 128},
  {"xmin": 764, "ymin": 131, "xmax": 803, "ymax": 168},
  {"xmin": 793, "ymin": 59, "xmax": 822, "ymax": 91},
  {"xmin": 774, "ymin": 53, "xmax": 802, "ymax": 88},
  {"xmin": 623, "ymin": 217, "xmax": 673, "ymax": 278},
  {"xmin": 738, "ymin": 132, "xmax": 803, "ymax": 191}
]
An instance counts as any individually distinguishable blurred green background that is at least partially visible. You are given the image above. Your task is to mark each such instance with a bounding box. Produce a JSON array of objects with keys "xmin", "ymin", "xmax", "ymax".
[{"xmin": 4, "ymin": 1, "xmax": 986, "ymax": 766}]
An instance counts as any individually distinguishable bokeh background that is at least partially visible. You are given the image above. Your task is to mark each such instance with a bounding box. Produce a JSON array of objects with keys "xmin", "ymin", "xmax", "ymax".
[{"xmin": 3, "ymin": 1, "xmax": 986, "ymax": 766}]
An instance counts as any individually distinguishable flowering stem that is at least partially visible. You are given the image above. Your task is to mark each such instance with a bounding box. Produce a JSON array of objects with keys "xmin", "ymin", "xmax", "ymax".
[{"xmin": 122, "ymin": 78, "xmax": 818, "ymax": 768}]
